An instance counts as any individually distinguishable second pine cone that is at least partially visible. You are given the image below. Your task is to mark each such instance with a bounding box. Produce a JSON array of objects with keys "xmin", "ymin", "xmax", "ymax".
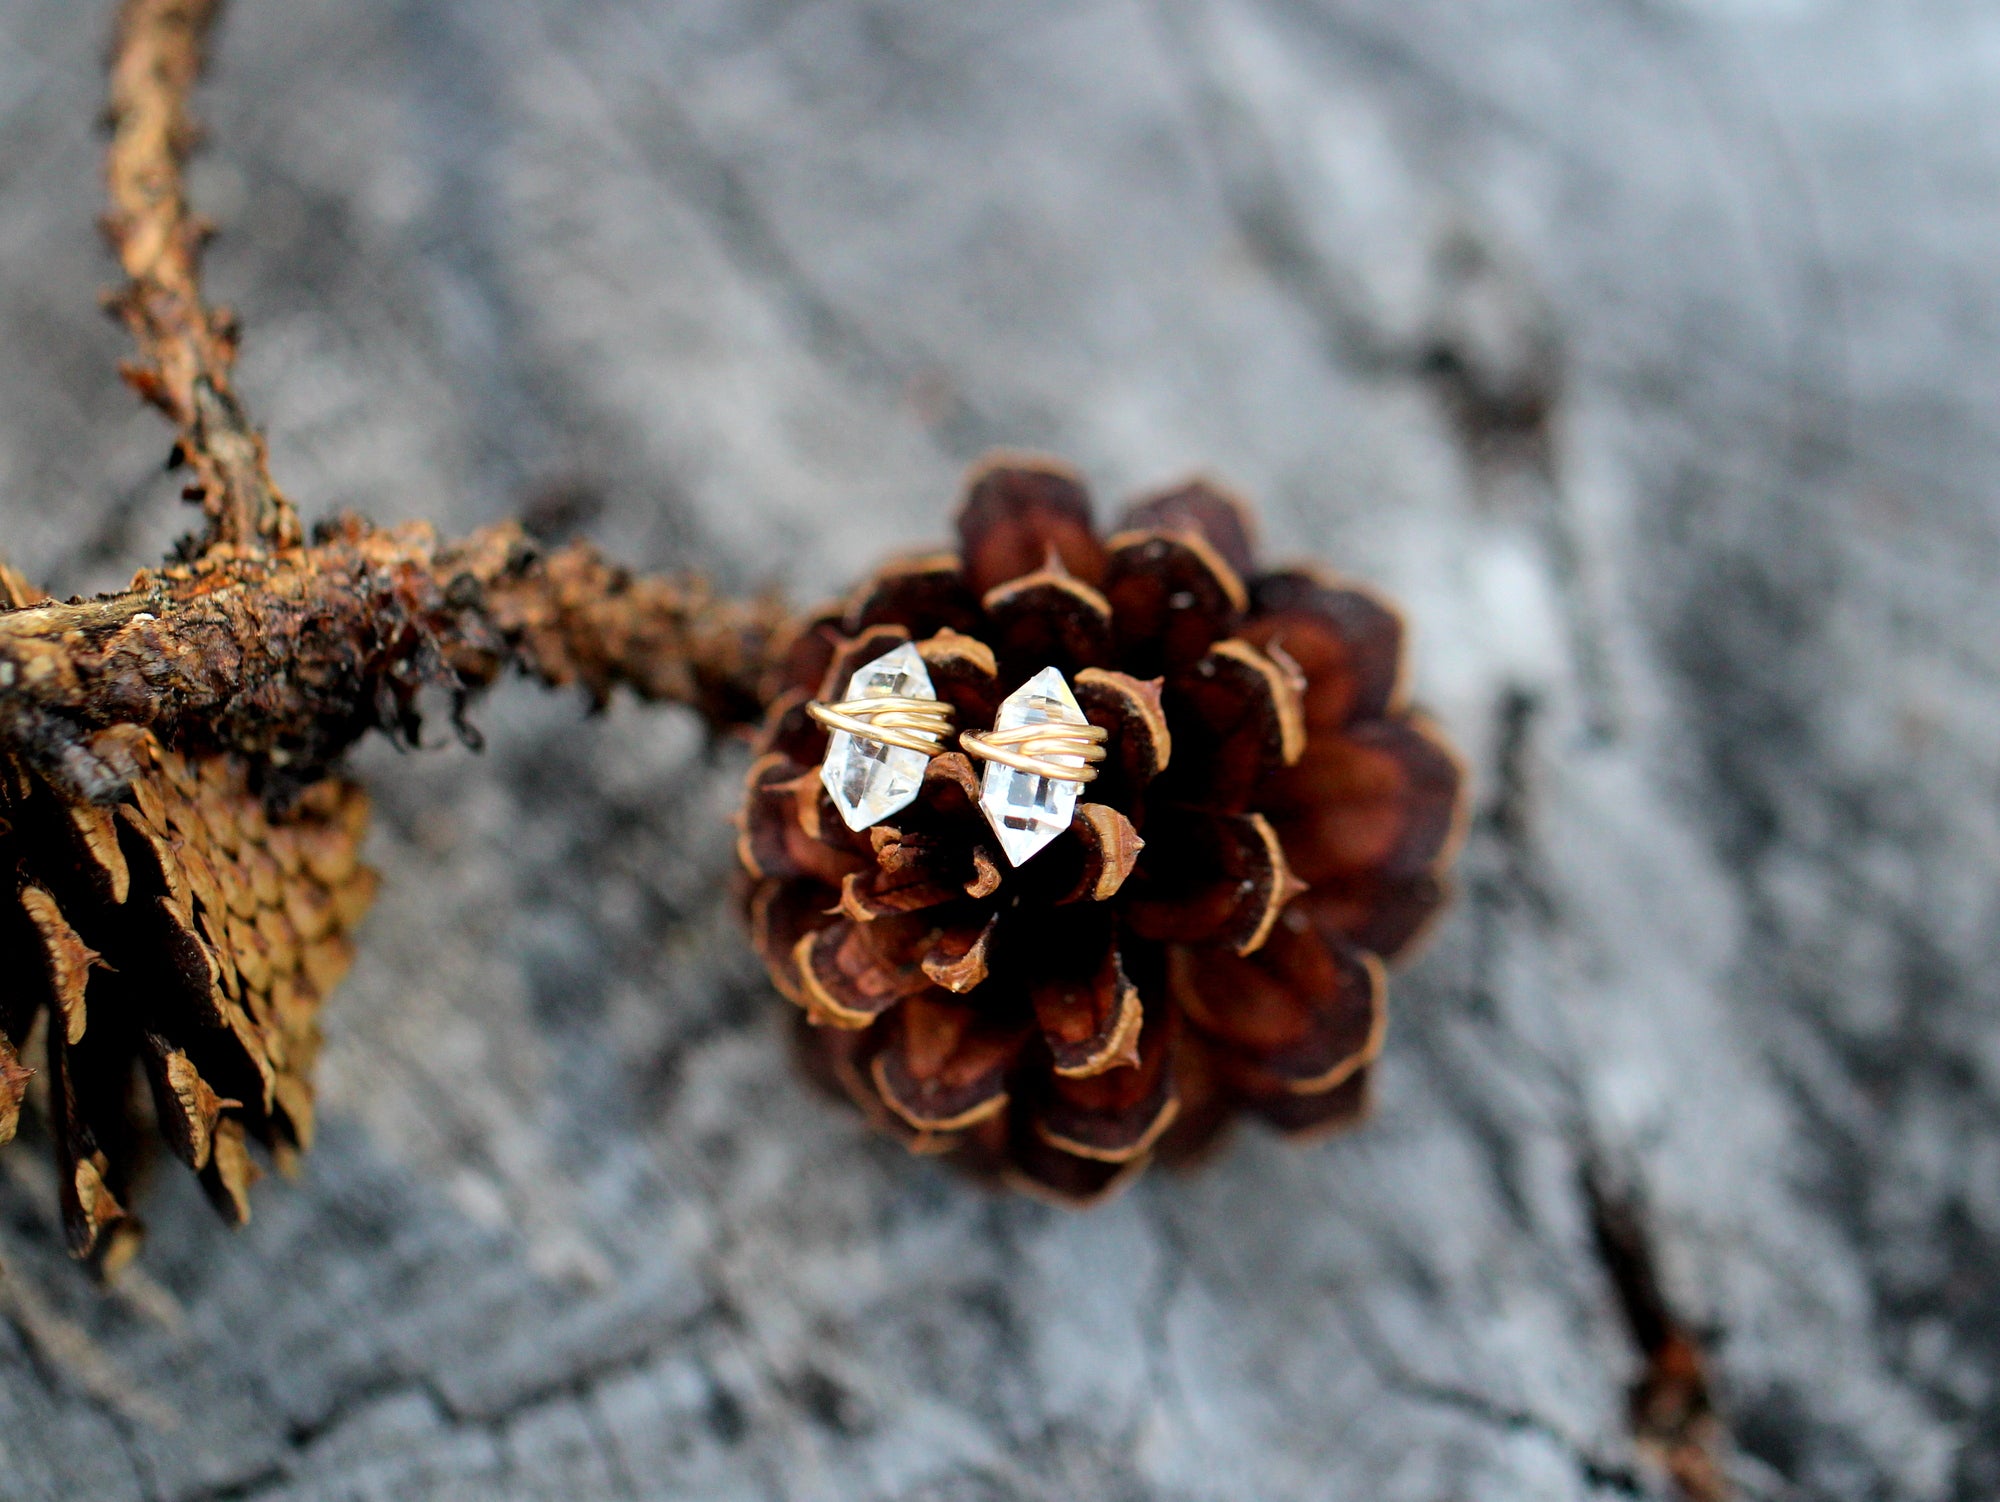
[{"xmin": 739, "ymin": 455, "xmax": 1466, "ymax": 1204}]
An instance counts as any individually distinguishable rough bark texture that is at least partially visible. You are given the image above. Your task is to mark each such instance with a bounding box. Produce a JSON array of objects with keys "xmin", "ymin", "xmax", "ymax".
[
  {"xmin": 0, "ymin": 2, "xmax": 1992, "ymax": 1499},
  {"xmin": 0, "ymin": 515, "xmax": 785, "ymax": 805},
  {"xmin": 106, "ymin": 0, "xmax": 299, "ymax": 550}
]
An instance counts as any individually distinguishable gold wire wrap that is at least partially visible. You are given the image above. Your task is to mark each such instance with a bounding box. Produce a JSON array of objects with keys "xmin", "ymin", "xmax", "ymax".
[
  {"xmin": 959, "ymin": 720, "xmax": 1108, "ymax": 784},
  {"xmin": 807, "ymin": 694, "xmax": 956, "ymax": 756}
]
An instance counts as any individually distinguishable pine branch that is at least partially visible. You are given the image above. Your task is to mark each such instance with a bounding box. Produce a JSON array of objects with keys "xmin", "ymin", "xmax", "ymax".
[
  {"xmin": 0, "ymin": 1, "xmax": 793, "ymax": 805},
  {"xmin": 0, "ymin": 519, "xmax": 789, "ymax": 804},
  {"xmin": 106, "ymin": 0, "xmax": 297, "ymax": 550}
]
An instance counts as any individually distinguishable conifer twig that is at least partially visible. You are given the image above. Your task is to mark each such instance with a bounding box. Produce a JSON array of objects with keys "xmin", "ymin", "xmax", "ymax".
[
  {"xmin": 0, "ymin": 518, "xmax": 788, "ymax": 802},
  {"xmin": 106, "ymin": 0, "xmax": 299, "ymax": 550},
  {"xmin": 0, "ymin": 2, "xmax": 793, "ymax": 803}
]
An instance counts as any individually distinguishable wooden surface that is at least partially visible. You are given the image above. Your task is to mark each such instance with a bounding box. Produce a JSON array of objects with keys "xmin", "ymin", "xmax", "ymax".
[{"xmin": 1, "ymin": 2, "xmax": 1997, "ymax": 1498}]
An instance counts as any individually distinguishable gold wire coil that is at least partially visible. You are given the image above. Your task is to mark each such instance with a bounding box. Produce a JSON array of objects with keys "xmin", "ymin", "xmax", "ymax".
[
  {"xmin": 959, "ymin": 720, "xmax": 1108, "ymax": 784},
  {"xmin": 807, "ymin": 694, "xmax": 956, "ymax": 756}
]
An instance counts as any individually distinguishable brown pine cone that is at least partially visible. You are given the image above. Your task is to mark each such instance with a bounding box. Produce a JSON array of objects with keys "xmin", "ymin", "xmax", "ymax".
[
  {"xmin": 738, "ymin": 455, "xmax": 1467, "ymax": 1203},
  {"xmin": 0, "ymin": 728, "xmax": 374, "ymax": 1269}
]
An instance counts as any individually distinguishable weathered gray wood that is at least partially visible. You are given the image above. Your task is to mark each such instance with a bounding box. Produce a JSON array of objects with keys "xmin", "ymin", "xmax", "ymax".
[{"xmin": 0, "ymin": 1, "xmax": 1995, "ymax": 1497}]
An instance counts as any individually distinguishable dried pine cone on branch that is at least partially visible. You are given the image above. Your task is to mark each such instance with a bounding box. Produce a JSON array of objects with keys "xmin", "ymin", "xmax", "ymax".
[
  {"xmin": 0, "ymin": 561, "xmax": 375, "ymax": 1270},
  {"xmin": 740, "ymin": 456, "xmax": 1467, "ymax": 1203}
]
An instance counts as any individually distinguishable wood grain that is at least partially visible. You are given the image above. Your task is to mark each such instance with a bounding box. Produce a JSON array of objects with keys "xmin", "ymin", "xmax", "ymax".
[{"xmin": 0, "ymin": 1, "xmax": 1992, "ymax": 1497}]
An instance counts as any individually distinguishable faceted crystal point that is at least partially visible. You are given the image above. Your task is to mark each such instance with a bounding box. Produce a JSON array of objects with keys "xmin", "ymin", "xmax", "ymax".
[
  {"xmin": 820, "ymin": 643, "xmax": 938, "ymax": 832},
  {"xmin": 978, "ymin": 666, "xmax": 1089, "ymax": 867}
]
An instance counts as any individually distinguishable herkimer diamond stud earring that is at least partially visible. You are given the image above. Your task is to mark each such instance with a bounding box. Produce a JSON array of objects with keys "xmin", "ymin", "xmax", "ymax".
[
  {"xmin": 808, "ymin": 642, "xmax": 955, "ymax": 831},
  {"xmin": 960, "ymin": 665, "xmax": 1108, "ymax": 867}
]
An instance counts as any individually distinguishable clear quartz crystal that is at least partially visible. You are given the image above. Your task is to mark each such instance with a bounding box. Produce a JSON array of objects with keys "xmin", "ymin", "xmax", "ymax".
[
  {"xmin": 978, "ymin": 666, "xmax": 1089, "ymax": 867},
  {"xmin": 820, "ymin": 643, "xmax": 938, "ymax": 831}
]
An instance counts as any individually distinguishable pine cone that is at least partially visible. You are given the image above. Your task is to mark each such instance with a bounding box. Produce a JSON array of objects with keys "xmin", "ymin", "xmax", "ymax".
[
  {"xmin": 738, "ymin": 455, "xmax": 1467, "ymax": 1203},
  {"xmin": 0, "ymin": 727, "xmax": 374, "ymax": 1269}
]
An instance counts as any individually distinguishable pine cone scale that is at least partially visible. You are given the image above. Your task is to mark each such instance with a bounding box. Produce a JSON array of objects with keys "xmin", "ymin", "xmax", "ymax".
[
  {"xmin": 1242, "ymin": 571, "xmax": 1407, "ymax": 729},
  {"xmin": 65, "ymin": 803, "xmax": 132, "ymax": 905},
  {"xmin": 979, "ymin": 570, "xmax": 1114, "ymax": 681},
  {"xmin": 1121, "ymin": 810, "xmax": 1303, "ymax": 957},
  {"xmin": 1261, "ymin": 715, "xmax": 1467, "ymax": 885},
  {"xmin": 22, "ymin": 885, "xmax": 95, "ymax": 1043},
  {"xmin": 1100, "ymin": 529, "xmax": 1248, "ymax": 677},
  {"xmin": 1073, "ymin": 667, "xmax": 1171, "ymax": 789},
  {"xmin": 1169, "ymin": 917, "xmax": 1385, "ymax": 1094},
  {"xmin": 871, "ymin": 994, "xmax": 1024, "ymax": 1133},
  {"xmin": 1032, "ymin": 1004, "xmax": 1179, "ymax": 1164},
  {"xmin": 1056, "ymin": 804, "xmax": 1143, "ymax": 904},
  {"xmin": 141, "ymin": 1034, "xmax": 226, "ymax": 1169},
  {"xmin": 793, "ymin": 918, "xmax": 930, "ymax": 1030},
  {"xmin": 1157, "ymin": 638, "xmax": 1306, "ymax": 814},
  {"xmin": 920, "ymin": 911, "xmax": 997, "ymax": 993},
  {"xmin": 956, "ymin": 456, "xmax": 1105, "ymax": 595},
  {"xmin": 1031, "ymin": 938, "xmax": 1142, "ymax": 1078},
  {"xmin": 0, "ymin": 1032, "xmax": 30, "ymax": 1145},
  {"xmin": 845, "ymin": 554, "xmax": 980, "ymax": 642}
]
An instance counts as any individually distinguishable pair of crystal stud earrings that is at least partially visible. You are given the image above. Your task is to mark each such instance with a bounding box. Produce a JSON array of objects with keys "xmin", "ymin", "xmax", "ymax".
[{"xmin": 806, "ymin": 642, "xmax": 1107, "ymax": 869}]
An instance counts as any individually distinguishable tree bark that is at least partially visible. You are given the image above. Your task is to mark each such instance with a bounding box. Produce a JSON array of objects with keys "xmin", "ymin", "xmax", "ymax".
[{"xmin": 0, "ymin": 2, "xmax": 1991, "ymax": 1499}]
